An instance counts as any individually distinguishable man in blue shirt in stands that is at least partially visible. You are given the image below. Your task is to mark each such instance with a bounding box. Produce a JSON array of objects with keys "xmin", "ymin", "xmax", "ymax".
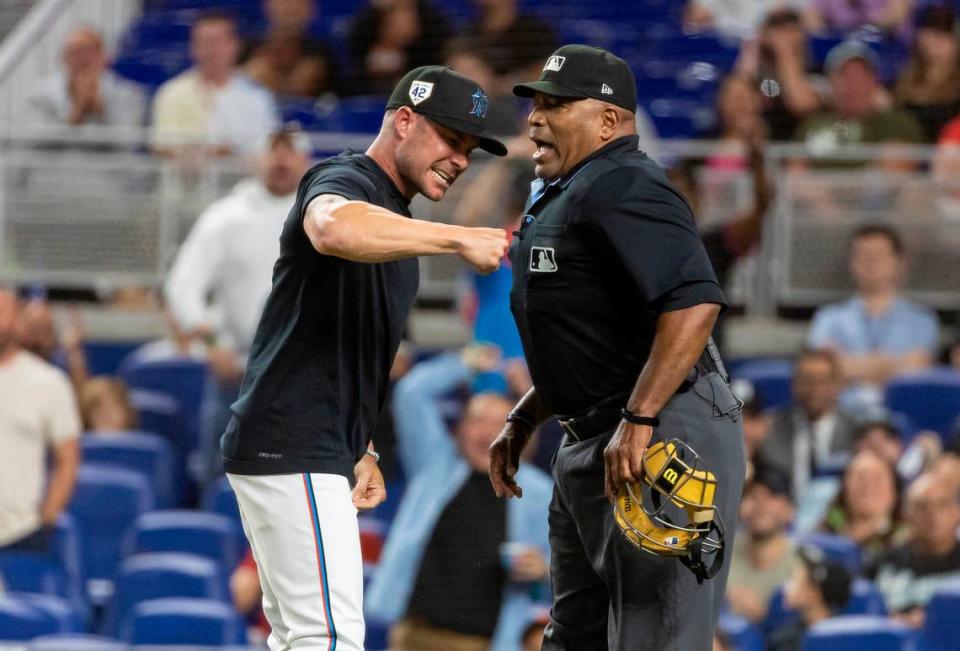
[
  {"xmin": 366, "ymin": 346, "xmax": 552, "ymax": 651},
  {"xmin": 808, "ymin": 224, "xmax": 939, "ymax": 388}
]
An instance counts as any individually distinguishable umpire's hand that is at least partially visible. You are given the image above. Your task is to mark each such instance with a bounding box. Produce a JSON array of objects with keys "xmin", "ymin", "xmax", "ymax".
[
  {"xmin": 489, "ymin": 422, "xmax": 533, "ymax": 499},
  {"xmin": 603, "ymin": 421, "xmax": 654, "ymax": 503}
]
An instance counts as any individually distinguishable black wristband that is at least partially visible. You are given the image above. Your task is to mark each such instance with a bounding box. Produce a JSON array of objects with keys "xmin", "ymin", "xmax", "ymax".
[
  {"xmin": 507, "ymin": 409, "xmax": 538, "ymax": 430},
  {"xmin": 620, "ymin": 408, "xmax": 660, "ymax": 428}
]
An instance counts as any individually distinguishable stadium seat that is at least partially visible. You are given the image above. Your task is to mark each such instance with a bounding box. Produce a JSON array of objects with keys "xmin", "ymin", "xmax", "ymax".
[
  {"xmin": 0, "ymin": 595, "xmax": 59, "ymax": 640},
  {"xmin": 0, "ymin": 553, "xmax": 69, "ymax": 599},
  {"xmin": 764, "ymin": 579, "xmax": 884, "ymax": 635},
  {"xmin": 6, "ymin": 593, "xmax": 84, "ymax": 633},
  {"xmin": 919, "ymin": 581, "xmax": 960, "ymax": 651},
  {"xmin": 201, "ymin": 475, "xmax": 247, "ymax": 550},
  {"xmin": 81, "ymin": 433, "xmax": 176, "ymax": 508},
  {"xmin": 800, "ymin": 615, "xmax": 913, "ymax": 650},
  {"xmin": 67, "ymin": 465, "xmax": 155, "ymax": 605},
  {"xmin": 120, "ymin": 357, "xmax": 207, "ymax": 462},
  {"xmin": 124, "ymin": 510, "xmax": 241, "ymax": 571},
  {"xmin": 717, "ymin": 613, "xmax": 763, "ymax": 651},
  {"xmin": 120, "ymin": 597, "xmax": 247, "ymax": 645},
  {"xmin": 128, "ymin": 389, "xmax": 183, "ymax": 445},
  {"xmin": 731, "ymin": 359, "xmax": 795, "ymax": 410},
  {"xmin": 800, "ymin": 533, "xmax": 863, "ymax": 575},
  {"xmin": 885, "ymin": 368, "xmax": 960, "ymax": 439},
  {"xmin": 31, "ymin": 633, "xmax": 129, "ymax": 650},
  {"xmin": 106, "ymin": 553, "xmax": 226, "ymax": 636}
]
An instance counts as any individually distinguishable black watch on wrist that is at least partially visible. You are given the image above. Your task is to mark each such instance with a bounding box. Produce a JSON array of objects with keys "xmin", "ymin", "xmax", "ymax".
[
  {"xmin": 620, "ymin": 408, "xmax": 660, "ymax": 428},
  {"xmin": 506, "ymin": 409, "xmax": 537, "ymax": 431}
]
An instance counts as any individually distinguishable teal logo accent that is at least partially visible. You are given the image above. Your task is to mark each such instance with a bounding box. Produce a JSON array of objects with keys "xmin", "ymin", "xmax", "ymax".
[{"xmin": 470, "ymin": 88, "xmax": 489, "ymax": 118}]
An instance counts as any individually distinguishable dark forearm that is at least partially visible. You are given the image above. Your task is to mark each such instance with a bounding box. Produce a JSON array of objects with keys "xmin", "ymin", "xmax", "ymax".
[
  {"xmin": 625, "ymin": 303, "xmax": 722, "ymax": 417},
  {"xmin": 511, "ymin": 387, "xmax": 554, "ymax": 428}
]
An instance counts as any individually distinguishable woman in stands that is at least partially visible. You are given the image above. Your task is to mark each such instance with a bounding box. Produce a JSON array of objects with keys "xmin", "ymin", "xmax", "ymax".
[
  {"xmin": 79, "ymin": 376, "xmax": 139, "ymax": 435},
  {"xmin": 895, "ymin": 5, "xmax": 960, "ymax": 142},
  {"xmin": 818, "ymin": 449, "xmax": 906, "ymax": 569}
]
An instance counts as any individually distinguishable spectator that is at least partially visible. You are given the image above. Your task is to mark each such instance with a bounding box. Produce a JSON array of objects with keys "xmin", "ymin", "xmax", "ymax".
[
  {"xmin": 347, "ymin": 0, "xmax": 451, "ymax": 95},
  {"xmin": 79, "ymin": 376, "xmax": 139, "ymax": 434},
  {"xmin": 852, "ymin": 406, "xmax": 943, "ymax": 481},
  {"xmin": 808, "ymin": 224, "xmax": 939, "ymax": 386},
  {"xmin": 726, "ymin": 467, "xmax": 798, "ymax": 623},
  {"xmin": 164, "ymin": 126, "xmax": 311, "ymax": 482},
  {"xmin": 685, "ymin": 0, "xmax": 805, "ymax": 38},
  {"xmin": 244, "ymin": 0, "xmax": 340, "ymax": 98},
  {"xmin": 15, "ymin": 298, "xmax": 89, "ymax": 392},
  {"xmin": 933, "ymin": 112, "xmax": 960, "ymax": 181},
  {"xmin": 757, "ymin": 349, "xmax": 856, "ymax": 499},
  {"xmin": 151, "ymin": 11, "xmax": 278, "ymax": 156},
  {"xmin": 466, "ymin": 0, "xmax": 558, "ymax": 79},
  {"xmin": 520, "ymin": 607, "xmax": 550, "ymax": 651},
  {"xmin": 805, "ymin": 0, "xmax": 916, "ymax": 42},
  {"xmin": 24, "ymin": 26, "xmax": 145, "ymax": 137},
  {"xmin": 819, "ymin": 449, "xmax": 905, "ymax": 568},
  {"xmin": 794, "ymin": 41, "xmax": 923, "ymax": 155},
  {"xmin": 444, "ymin": 36, "xmax": 525, "ymax": 135},
  {"xmin": 767, "ymin": 543, "xmax": 853, "ymax": 651},
  {"xmin": 872, "ymin": 472, "xmax": 960, "ymax": 627},
  {"xmin": 730, "ymin": 379, "xmax": 771, "ymax": 468},
  {"xmin": 0, "ymin": 288, "xmax": 81, "ymax": 553},
  {"xmin": 895, "ymin": 5, "xmax": 960, "ymax": 142},
  {"xmin": 736, "ymin": 9, "xmax": 827, "ymax": 141},
  {"xmin": 365, "ymin": 349, "xmax": 552, "ymax": 651}
]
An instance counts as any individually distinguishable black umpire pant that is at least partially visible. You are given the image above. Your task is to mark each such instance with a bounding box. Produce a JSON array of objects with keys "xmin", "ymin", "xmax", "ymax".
[{"xmin": 542, "ymin": 371, "xmax": 746, "ymax": 651}]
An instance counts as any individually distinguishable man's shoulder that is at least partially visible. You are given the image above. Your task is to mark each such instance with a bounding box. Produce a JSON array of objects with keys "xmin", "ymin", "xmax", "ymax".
[
  {"xmin": 813, "ymin": 297, "xmax": 859, "ymax": 322},
  {"xmin": 7, "ymin": 351, "xmax": 71, "ymax": 387},
  {"xmin": 228, "ymin": 74, "xmax": 275, "ymax": 103},
  {"xmin": 154, "ymin": 70, "xmax": 198, "ymax": 101},
  {"xmin": 893, "ymin": 297, "xmax": 938, "ymax": 322},
  {"xmin": 302, "ymin": 154, "xmax": 379, "ymax": 200}
]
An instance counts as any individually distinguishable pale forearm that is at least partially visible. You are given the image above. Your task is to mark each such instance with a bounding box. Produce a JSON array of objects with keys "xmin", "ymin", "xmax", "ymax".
[
  {"xmin": 308, "ymin": 200, "xmax": 469, "ymax": 262},
  {"xmin": 41, "ymin": 441, "xmax": 79, "ymax": 523},
  {"xmin": 843, "ymin": 351, "xmax": 932, "ymax": 383},
  {"xmin": 626, "ymin": 303, "xmax": 721, "ymax": 417}
]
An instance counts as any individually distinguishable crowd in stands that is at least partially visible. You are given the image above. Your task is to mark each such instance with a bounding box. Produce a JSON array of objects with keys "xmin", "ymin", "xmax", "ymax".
[{"xmin": 2, "ymin": 0, "xmax": 960, "ymax": 650}]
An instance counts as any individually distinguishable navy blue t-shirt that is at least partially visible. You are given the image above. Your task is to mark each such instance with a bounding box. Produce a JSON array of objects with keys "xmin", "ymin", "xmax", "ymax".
[{"xmin": 222, "ymin": 152, "xmax": 419, "ymax": 479}]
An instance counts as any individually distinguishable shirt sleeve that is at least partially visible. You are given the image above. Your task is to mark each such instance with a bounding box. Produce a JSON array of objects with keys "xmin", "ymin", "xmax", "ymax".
[
  {"xmin": 300, "ymin": 165, "xmax": 375, "ymax": 221},
  {"xmin": 580, "ymin": 167, "xmax": 726, "ymax": 313},
  {"xmin": 914, "ymin": 308, "xmax": 940, "ymax": 354},
  {"xmin": 44, "ymin": 367, "xmax": 81, "ymax": 443},
  {"xmin": 807, "ymin": 306, "xmax": 836, "ymax": 349}
]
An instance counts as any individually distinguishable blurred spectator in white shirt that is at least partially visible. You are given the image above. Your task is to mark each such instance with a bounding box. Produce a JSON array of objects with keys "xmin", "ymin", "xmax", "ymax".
[
  {"xmin": 24, "ymin": 26, "xmax": 146, "ymax": 137},
  {"xmin": 151, "ymin": 11, "xmax": 278, "ymax": 157},
  {"xmin": 0, "ymin": 288, "xmax": 81, "ymax": 553}
]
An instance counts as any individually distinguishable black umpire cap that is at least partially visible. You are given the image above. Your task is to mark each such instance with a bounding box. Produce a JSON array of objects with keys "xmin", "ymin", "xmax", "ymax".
[
  {"xmin": 513, "ymin": 44, "xmax": 638, "ymax": 112},
  {"xmin": 387, "ymin": 65, "xmax": 508, "ymax": 156}
]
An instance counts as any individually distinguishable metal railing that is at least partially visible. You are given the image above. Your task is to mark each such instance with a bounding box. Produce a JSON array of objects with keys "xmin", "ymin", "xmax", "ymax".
[{"xmin": 0, "ymin": 132, "xmax": 957, "ymax": 315}]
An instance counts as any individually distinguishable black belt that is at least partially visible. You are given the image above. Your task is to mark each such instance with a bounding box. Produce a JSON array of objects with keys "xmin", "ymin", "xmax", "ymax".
[{"xmin": 557, "ymin": 341, "xmax": 728, "ymax": 443}]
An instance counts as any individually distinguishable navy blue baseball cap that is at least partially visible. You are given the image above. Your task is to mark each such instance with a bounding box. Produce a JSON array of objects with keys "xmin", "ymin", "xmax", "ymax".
[{"xmin": 387, "ymin": 65, "xmax": 507, "ymax": 156}]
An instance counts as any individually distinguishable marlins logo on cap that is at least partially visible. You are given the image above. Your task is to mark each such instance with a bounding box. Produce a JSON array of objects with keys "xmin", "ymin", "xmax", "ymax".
[
  {"xmin": 544, "ymin": 55, "xmax": 566, "ymax": 72},
  {"xmin": 470, "ymin": 88, "xmax": 489, "ymax": 118},
  {"xmin": 408, "ymin": 80, "xmax": 434, "ymax": 105}
]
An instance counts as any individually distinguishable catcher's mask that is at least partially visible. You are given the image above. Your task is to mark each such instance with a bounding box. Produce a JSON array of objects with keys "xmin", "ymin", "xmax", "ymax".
[{"xmin": 614, "ymin": 438, "xmax": 725, "ymax": 584}]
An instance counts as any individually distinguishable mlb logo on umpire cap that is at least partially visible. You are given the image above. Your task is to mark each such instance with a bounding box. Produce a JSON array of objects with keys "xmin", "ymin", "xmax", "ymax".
[
  {"xmin": 544, "ymin": 55, "xmax": 566, "ymax": 72},
  {"xmin": 408, "ymin": 80, "xmax": 434, "ymax": 105}
]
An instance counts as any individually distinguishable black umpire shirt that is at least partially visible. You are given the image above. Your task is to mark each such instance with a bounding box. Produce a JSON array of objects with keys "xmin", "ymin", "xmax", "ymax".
[
  {"xmin": 222, "ymin": 152, "xmax": 419, "ymax": 480},
  {"xmin": 509, "ymin": 135, "xmax": 726, "ymax": 417}
]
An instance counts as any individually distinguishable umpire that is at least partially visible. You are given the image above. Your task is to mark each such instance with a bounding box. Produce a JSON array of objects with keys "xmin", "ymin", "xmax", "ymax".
[{"xmin": 488, "ymin": 45, "xmax": 746, "ymax": 650}]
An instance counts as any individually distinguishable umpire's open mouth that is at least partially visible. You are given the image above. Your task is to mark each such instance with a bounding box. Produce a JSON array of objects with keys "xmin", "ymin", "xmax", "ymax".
[{"xmin": 531, "ymin": 136, "xmax": 556, "ymax": 163}]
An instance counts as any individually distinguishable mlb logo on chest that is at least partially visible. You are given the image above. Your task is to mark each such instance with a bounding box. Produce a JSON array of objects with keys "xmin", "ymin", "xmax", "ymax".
[
  {"xmin": 408, "ymin": 80, "xmax": 434, "ymax": 105},
  {"xmin": 530, "ymin": 246, "xmax": 557, "ymax": 272}
]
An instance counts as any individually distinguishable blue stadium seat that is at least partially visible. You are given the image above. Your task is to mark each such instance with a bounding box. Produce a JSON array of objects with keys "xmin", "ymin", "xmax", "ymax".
[
  {"xmin": 124, "ymin": 510, "xmax": 241, "ymax": 571},
  {"xmin": 0, "ymin": 595, "xmax": 59, "ymax": 640},
  {"xmin": 800, "ymin": 615, "xmax": 913, "ymax": 650},
  {"xmin": 366, "ymin": 617, "xmax": 391, "ymax": 651},
  {"xmin": 6, "ymin": 593, "xmax": 84, "ymax": 633},
  {"xmin": 31, "ymin": 633, "xmax": 129, "ymax": 650},
  {"xmin": 128, "ymin": 389, "xmax": 183, "ymax": 448},
  {"xmin": 800, "ymin": 533, "xmax": 863, "ymax": 575},
  {"xmin": 120, "ymin": 357, "xmax": 207, "ymax": 463},
  {"xmin": 718, "ymin": 613, "xmax": 764, "ymax": 651},
  {"xmin": 0, "ymin": 553, "xmax": 69, "ymax": 599},
  {"xmin": 120, "ymin": 598, "xmax": 247, "ymax": 645},
  {"xmin": 919, "ymin": 581, "xmax": 960, "ymax": 651},
  {"xmin": 81, "ymin": 433, "xmax": 176, "ymax": 508},
  {"xmin": 731, "ymin": 359, "xmax": 795, "ymax": 410},
  {"xmin": 764, "ymin": 579, "xmax": 883, "ymax": 636},
  {"xmin": 67, "ymin": 465, "xmax": 155, "ymax": 605},
  {"xmin": 885, "ymin": 368, "xmax": 960, "ymax": 439},
  {"xmin": 201, "ymin": 475, "xmax": 246, "ymax": 550},
  {"xmin": 107, "ymin": 553, "xmax": 226, "ymax": 636},
  {"xmin": 326, "ymin": 96, "xmax": 390, "ymax": 133}
]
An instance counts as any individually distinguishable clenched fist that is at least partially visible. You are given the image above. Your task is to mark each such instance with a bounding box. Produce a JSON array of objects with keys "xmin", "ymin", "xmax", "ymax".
[{"xmin": 458, "ymin": 227, "xmax": 509, "ymax": 274}]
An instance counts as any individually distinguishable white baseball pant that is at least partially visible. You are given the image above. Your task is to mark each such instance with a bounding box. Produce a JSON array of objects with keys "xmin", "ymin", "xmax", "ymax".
[{"xmin": 228, "ymin": 472, "xmax": 364, "ymax": 651}]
